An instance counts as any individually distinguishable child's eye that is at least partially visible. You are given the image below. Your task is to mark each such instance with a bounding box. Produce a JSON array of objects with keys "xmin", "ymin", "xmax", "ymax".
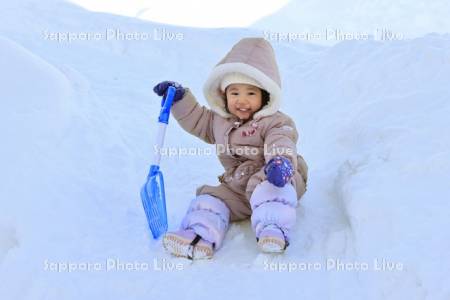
[
  {"xmin": 248, "ymin": 92, "xmax": 255, "ymax": 95},
  {"xmin": 231, "ymin": 92, "xmax": 239, "ymax": 96}
]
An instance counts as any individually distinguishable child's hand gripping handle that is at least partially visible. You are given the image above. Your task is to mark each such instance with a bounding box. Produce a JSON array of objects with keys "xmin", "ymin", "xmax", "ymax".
[{"xmin": 158, "ymin": 86, "xmax": 176, "ymax": 124}]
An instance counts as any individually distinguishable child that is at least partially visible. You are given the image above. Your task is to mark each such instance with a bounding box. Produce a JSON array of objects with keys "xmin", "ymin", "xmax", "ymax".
[{"xmin": 153, "ymin": 37, "xmax": 308, "ymax": 259}]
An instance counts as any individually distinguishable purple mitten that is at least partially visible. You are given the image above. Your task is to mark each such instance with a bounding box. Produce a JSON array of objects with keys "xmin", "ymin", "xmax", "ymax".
[
  {"xmin": 153, "ymin": 81, "xmax": 185, "ymax": 102},
  {"xmin": 264, "ymin": 156, "xmax": 294, "ymax": 187}
]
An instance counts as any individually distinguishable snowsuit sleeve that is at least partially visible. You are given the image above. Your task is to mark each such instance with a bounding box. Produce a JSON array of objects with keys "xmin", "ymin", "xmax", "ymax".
[
  {"xmin": 171, "ymin": 88, "xmax": 216, "ymax": 144},
  {"xmin": 263, "ymin": 115, "xmax": 299, "ymax": 168},
  {"xmin": 246, "ymin": 114, "xmax": 303, "ymax": 199}
]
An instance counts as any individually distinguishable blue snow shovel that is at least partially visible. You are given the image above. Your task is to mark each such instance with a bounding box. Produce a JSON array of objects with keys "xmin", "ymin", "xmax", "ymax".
[{"xmin": 141, "ymin": 86, "xmax": 176, "ymax": 239}]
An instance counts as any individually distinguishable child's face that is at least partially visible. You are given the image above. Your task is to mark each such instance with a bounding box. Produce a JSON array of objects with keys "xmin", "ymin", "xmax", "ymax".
[{"xmin": 225, "ymin": 83, "xmax": 262, "ymax": 121}]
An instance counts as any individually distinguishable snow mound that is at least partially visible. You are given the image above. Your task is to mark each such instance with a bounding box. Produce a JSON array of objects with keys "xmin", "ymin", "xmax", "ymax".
[
  {"xmin": 253, "ymin": 0, "xmax": 450, "ymax": 44},
  {"xmin": 0, "ymin": 1, "xmax": 450, "ymax": 299},
  {"xmin": 0, "ymin": 34, "xmax": 74, "ymax": 252},
  {"xmin": 284, "ymin": 35, "xmax": 450, "ymax": 299},
  {"xmin": 0, "ymin": 35, "xmax": 73, "ymax": 156}
]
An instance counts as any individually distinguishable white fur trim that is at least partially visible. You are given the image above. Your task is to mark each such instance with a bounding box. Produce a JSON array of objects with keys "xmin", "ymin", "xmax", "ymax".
[
  {"xmin": 220, "ymin": 72, "xmax": 263, "ymax": 92},
  {"xmin": 203, "ymin": 62, "xmax": 282, "ymax": 119}
]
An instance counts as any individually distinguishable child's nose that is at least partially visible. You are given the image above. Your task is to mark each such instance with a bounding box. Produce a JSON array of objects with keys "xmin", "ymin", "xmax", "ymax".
[{"xmin": 236, "ymin": 97, "xmax": 249, "ymax": 105}]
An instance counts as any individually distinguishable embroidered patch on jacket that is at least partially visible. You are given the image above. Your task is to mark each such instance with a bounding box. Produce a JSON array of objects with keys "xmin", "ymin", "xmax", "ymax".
[{"xmin": 241, "ymin": 121, "xmax": 259, "ymax": 137}]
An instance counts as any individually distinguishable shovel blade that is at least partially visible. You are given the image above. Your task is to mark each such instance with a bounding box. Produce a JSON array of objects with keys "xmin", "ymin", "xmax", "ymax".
[{"xmin": 140, "ymin": 168, "xmax": 168, "ymax": 239}]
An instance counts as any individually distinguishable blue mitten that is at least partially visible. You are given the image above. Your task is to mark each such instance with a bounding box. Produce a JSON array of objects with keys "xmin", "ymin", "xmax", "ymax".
[
  {"xmin": 264, "ymin": 156, "xmax": 294, "ymax": 187},
  {"xmin": 153, "ymin": 81, "xmax": 185, "ymax": 102}
]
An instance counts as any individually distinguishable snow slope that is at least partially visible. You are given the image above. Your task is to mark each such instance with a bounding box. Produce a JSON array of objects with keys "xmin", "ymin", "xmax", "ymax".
[
  {"xmin": 67, "ymin": 0, "xmax": 290, "ymax": 28},
  {"xmin": 252, "ymin": 0, "xmax": 450, "ymax": 45},
  {"xmin": 1, "ymin": 1, "xmax": 450, "ymax": 299}
]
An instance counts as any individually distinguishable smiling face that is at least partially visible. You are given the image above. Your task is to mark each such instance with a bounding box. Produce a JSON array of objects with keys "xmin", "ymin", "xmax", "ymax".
[{"xmin": 225, "ymin": 83, "xmax": 263, "ymax": 121}]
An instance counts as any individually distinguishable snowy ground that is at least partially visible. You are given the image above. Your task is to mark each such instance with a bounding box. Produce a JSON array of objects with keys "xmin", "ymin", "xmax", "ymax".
[{"xmin": 1, "ymin": 1, "xmax": 450, "ymax": 299}]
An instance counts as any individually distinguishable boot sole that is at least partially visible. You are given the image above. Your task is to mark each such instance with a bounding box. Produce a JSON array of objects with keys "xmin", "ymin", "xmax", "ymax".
[
  {"xmin": 258, "ymin": 237, "xmax": 286, "ymax": 253},
  {"xmin": 163, "ymin": 233, "xmax": 213, "ymax": 260}
]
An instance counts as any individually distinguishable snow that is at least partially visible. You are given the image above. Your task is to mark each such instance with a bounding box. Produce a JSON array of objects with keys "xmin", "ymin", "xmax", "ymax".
[
  {"xmin": 252, "ymin": 0, "xmax": 450, "ymax": 45},
  {"xmin": 0, "ymin": 34, "xmax": 74, "ymax": 264},
  {"xmin": 67, "ymin": 0, "xmax": 290, "ymax": 28},
  {"xmin": 1, "ymin": 1, "xmax": 450, "ymax": 299}
]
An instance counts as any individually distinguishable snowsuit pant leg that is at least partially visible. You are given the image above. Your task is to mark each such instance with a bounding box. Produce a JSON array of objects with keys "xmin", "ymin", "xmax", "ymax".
[
  {"xmin": 250, "ymin": 180, "xmax": 298, "ymax": 242},
  {"xmin": 196, "ymin": 183, "xmax": 252, "ymax": 222},
  {"xmin": 180, "ymin": 193, "xmax": 230, "ymax": 250}
]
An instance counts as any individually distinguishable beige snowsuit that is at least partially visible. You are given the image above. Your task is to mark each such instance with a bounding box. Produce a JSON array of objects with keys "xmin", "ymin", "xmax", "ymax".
[{"xmin": 171, "ymin": 38, "xmax": 308, "ymax": 221}]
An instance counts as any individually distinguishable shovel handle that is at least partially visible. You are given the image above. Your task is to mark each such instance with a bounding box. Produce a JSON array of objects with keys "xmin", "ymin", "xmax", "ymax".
[
  {"xmin": 158, "ymin": 86, "xmax": 176, "ymax": 124},
  {"xmin": 152, "ymin": 86, "xmax": 175, "ymax": 166}
]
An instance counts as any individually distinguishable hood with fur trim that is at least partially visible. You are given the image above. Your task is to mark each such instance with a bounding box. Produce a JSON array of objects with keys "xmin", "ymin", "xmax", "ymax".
[{"xmin": 203, "ymin": 37, "xmax": 282, "ymax": 120}]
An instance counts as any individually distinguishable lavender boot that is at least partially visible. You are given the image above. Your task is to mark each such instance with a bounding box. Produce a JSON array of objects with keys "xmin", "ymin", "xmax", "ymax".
[
  {"xmin": 163, "ymin": 194, "xmax": 230, "ymax": 259},
  {"xmin": 257, "ymin": 224, "xmax": 288, "ymax": 253},
  {"xmin": 250, "ymin": 180, "xmax": 297, "ymax": 253},
  {"xmin": 163, "ymin": 229, "xmax": 214, "ymax": 259}
]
